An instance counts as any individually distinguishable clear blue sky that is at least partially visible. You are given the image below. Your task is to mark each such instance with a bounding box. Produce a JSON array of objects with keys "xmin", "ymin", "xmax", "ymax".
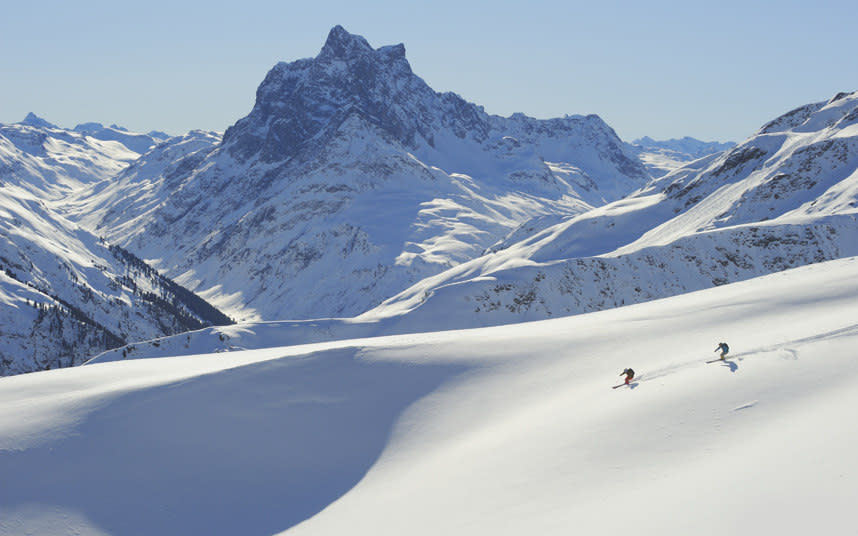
[{"xmin": 2, "ymin": 0, "xmax": 856, "ymax": 142}]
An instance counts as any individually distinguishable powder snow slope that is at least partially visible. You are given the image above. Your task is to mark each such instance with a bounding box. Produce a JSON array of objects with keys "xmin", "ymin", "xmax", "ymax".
[{"xmin": 1, "ymin": 256, "xmax": 856, "ymax": 535}]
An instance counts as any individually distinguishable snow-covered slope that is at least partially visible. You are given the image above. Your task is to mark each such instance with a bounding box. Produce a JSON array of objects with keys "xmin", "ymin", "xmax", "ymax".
[
  {"xmin": 353, "ymin": 91, "xmax": 858, "ymax": 329},
  {"xmin": 79, "ymin": 26, "xmax": 650, "ymax": 322},
  {"xmin": 2, "ymin": 257, "xmax": 856, "ymax": 535},
  {"xmin": 61, "ymin": 130, "xmax": 222, "ymax": 235}
]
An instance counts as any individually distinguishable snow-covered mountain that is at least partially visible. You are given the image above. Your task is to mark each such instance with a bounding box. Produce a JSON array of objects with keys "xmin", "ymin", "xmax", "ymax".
[
  {"xmin": 5, "ymin": 27, "xmax": 854, "ymax": 379},
  {"xmin": 88, "ymin": 90, "xmax": 858, "ymax": 362},
  {"xmin": 79, "ymin": 26, "xmax": 651, "ymax": 322},
  {"xmin": 0, "ymin": 120, "xmax": 231, "ymax": 376},
  {"xmin": 631, "ymin": 135, "xmax": 735, "ymax": 177},
  {"xmin": 3, "ymin": 256, "xmax": 857, "ymax": 535},
  {"xmin": 18, "ymin": 112, "xmax": 58, "ymax": 130},
  {"xmin": 71, "ymin": 121, "xmax": 168, "ymax": 154},
  {"xmin": 350, "ymin": 91, "xmax": 858, "ymax": 331},
  {"xmin": 634, "ymin": 135, "xmax": 735, "ymax": 158}
]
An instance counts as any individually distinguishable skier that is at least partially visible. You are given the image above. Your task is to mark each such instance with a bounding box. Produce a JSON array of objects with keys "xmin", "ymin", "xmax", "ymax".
[
  {"xmin": 620, "ymin": 368, "xmax": 635, "ymax": 385},
  {"xmin": 715, "ymin": 342, "xmax": 730, "ymax": 360}
]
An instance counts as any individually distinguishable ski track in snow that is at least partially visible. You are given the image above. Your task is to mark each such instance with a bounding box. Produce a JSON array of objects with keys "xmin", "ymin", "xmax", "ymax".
[
  {"xmin": 732, "ymin": 401, "xmax": 758, "ymax": 411},
  {"xmin": 636, "ymin": 321, "xmax": 858, "ymax": 384}
]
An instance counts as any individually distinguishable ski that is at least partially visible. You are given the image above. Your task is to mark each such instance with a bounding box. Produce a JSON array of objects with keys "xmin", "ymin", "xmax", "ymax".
[
  {"xmin": 707, "ymin": 358, "xmax": 730, "ymax": 363},
  {"xmin": 612, "ymin": 376, "xmax": 641, "ymax": 389}
]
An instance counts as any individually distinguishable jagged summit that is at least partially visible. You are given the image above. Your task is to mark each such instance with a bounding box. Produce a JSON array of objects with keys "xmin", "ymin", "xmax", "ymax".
[
  {"xmin": 319, "ymin": 25, "xmax": 389, "ymax": 60},
  {"xmin": 320, "ymin": 25, "xmax": 407, "ymax": 62},
  {"xmin": 21, "ymin": 112, "xmax": 57, "ymax": 129},
  {"xmin": 222, "ymin": 26, "xmax": 643, "ymax": 189},
  {"xmin": 223, "ymin": 25, "xmax": 430, "ymax": 163}
]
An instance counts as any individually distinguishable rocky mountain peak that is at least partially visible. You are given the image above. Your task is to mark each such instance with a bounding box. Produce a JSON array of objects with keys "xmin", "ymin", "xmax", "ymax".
[
  {"xmin": 223, "ymin": 26, "xmax": 434, "ymax": 163},
  {"xmin": 318, "ymin": 25, "xmax": 376, "ymax": 61},
  {"xmin": 220, "ymin": 25, "xmax": 647, "ymax": 189},
  {"xmin": 758, "ymin": 91, "xmax": 857, "ymax": 135},
  {"xmin": 317, "ymin": 25, "xmax": 407, "ymax": 66},
  {"xmin": 21, "ymin": 112, "xmax": 57, "ymax": 129}
]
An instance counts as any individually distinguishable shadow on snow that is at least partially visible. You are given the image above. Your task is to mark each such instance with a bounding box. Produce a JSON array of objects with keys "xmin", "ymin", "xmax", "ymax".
[{"xmin": 0, "ymin": 348, "xmax": 468, "ymax": 535}]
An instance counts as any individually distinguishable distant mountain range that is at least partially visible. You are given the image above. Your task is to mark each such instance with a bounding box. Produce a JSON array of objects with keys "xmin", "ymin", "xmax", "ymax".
[
  {"xmin": 19, "ymin": 112, "xmax": 169, "ymax": 154},
  {"xmin": 3, "ymin": 26, "xmax": 855, "ymax": 375},
  {"xmin": 631, "ymin": 136, "xmax": 736, "ymax": 177}
]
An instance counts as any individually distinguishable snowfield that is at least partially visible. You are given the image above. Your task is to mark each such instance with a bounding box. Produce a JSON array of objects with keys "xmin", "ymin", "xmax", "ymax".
[{"xmin": 1, "ymin": 256, "xmax": 856, "ymax": 535}]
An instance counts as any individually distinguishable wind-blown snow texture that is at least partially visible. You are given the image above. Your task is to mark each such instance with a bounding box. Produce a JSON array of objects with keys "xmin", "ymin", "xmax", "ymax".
[
  {"xmin": 82, "ymin": 26, "xmax": 651, "ymax": 322},
  {"xmin": 2, "ymin": 257, "xmax": 857, "ymax": 535}
]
